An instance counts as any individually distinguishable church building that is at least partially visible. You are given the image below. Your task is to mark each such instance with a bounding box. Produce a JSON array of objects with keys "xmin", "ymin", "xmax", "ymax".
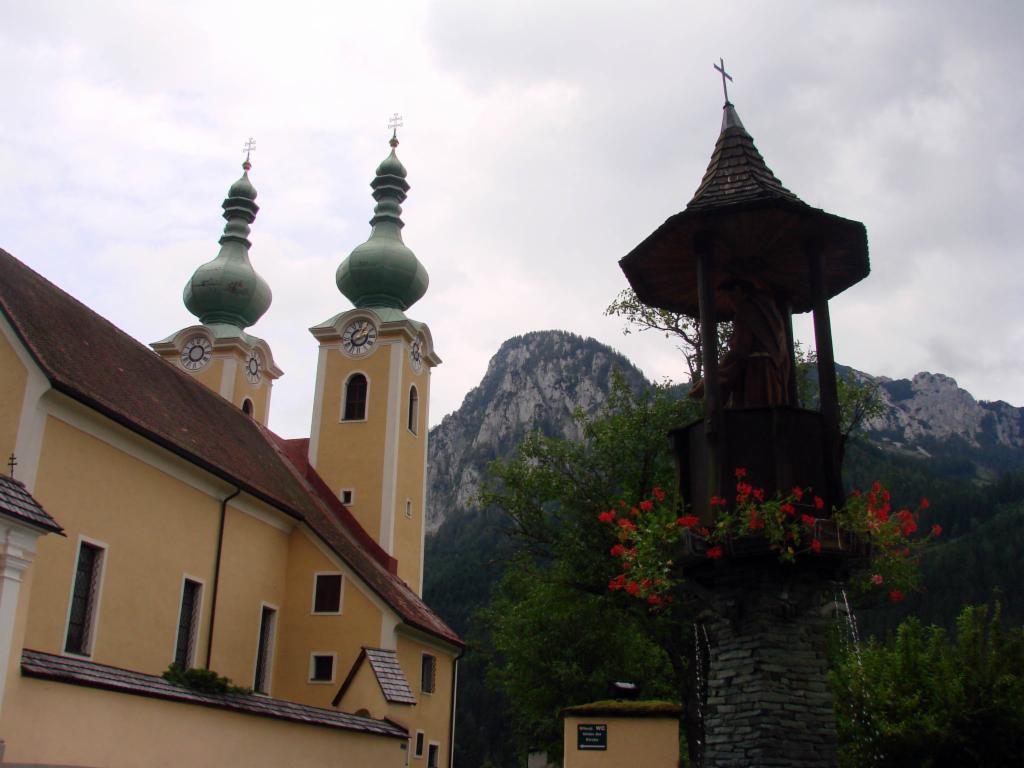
[{"xmin": 0, "ymin": 132, "xmax": 461, "ymax": 767}]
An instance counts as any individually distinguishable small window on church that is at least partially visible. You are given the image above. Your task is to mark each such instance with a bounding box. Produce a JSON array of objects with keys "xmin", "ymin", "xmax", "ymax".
[
  {"xmin": 309, "ymin": 653, "xmax": 335, "ymax": 683},
  {"xmin": 421, "ymin": 653, "xmax": 436, "ymax": 694},
  {"xmin": 242, "ymin": 398, "xmax": 254, "ymax": 416},
  {"xmin": 340, "ymin": 489, "xmax": 354, "ymax": 505},
  {"xmin": 343, "ymin": 374, "xmax": 368, "ymax": 421},
  {"xmin": 408, "ymin": 385, "xmax": 419, "ymax": 434},
  {"xmin": 312, "ymin": 573, "xmax": 343, "ymax": 614},
  {"xmin": 414, "ymin": 731, "xmax": 425, "ymax": 758}
]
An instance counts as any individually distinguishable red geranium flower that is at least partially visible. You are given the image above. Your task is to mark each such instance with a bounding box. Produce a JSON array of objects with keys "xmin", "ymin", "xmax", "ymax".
[
  {"xmin": 748, "ymin": 509, "xmax": 764, "ymax": 531},
  {"xmin": 814, "ymin": 496, "xmax": 825, "ymax": 510},
  {"xmin": 639, "ymin": 500, "xmax": 654, "ymax": 511},
  {"xmin": 626, "ymin": 580, "xmax": 640, "ymax": 595},
  {"xmin": 629, "ymin": 506, "xmax": 640, "ymax": 517},
  {"xmin": 792, "ymin": 486, "xmax": 804, "ymax": 501},
  {"xmin": 710, "ymin": 495, "xmax": 728, "ymax": 507},
  {"xmin": 618, "ymin": 518, "xmax": 636, "ymax": 533},
  {"xmin": 801, "ymin": 514, "xmax": 816, "ymax": 527},
  {"xmin": 753, "ymin": 487, "xmax": 765, "ymax": 502},
  {"xmin": 810, "ymin": 539, "xmax": 822, "ymax": 553},
  {"xmin": 608, "ymin": 574, "xmax": 626, "ymax": 591},
  {"xmin": 676, "ymin": 515, "xmax": 700, "ymax": 528},
  {"xmin": 780, "ymin": 503, "xmax": 796, "ymax": 516},
  {"xmin": 889, "ymin": 589, "xmax": 904, "ymax": 603},
  {"xmin": 920, "ymin": 497, "xmax": 930, "ymax": 509},
  {"xmin": 647, "ymin": 594, "xmax": 662, "ymax": 605},
  {"xmin": 652, "ymin": 487, "xmax": 666, "ymax": 502},
  {"xmin": 871, "ymin": 573, "xmax": 884, "ymax": 585},
  {"xmin": 597, "ymin": 510, "xmax": 615, "ymax": 523},
  {"xmin": 931, "ymin": 523, "xmax": 942, "ymax": 537},
  {"xmin": 610, "ymin": 543, "xmax": 625, "ymax": 557},
  {"xmin": 735, "ymin": 467, "xmax": 747, "ymax": 478},
  {"xmin": 706, "ymin": 545, "xmax": 724, "ymax": 559}
]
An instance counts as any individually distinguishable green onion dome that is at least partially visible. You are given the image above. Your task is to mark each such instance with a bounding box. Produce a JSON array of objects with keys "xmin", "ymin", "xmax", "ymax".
[
  {"xmin": 336, "ymin": 136, "xmax": 428, "ymax": 311},
  {"xmin": 184, "ymin": 160, "xmax": 272, "ymax": 330}
]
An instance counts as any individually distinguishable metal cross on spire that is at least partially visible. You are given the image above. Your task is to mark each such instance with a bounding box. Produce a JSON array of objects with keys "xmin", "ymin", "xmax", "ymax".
[
  {"xmin": 242, "ymin": 137, "xmax": 256, "ymax": 169},
  {"xmin": 388, "ymin": 112, "xmax": 403, "ymax": 140},
  {"xmin": 714, "ymin": 58, "xmax": 733, "ymax": 104},
  {"xmin": 7, "ymin": 453, "xmax": 16, "ymax": 479}
]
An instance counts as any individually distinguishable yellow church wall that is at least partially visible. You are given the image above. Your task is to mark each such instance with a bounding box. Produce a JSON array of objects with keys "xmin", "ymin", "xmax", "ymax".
[
  {"xmin": 188, "ymin": 355, "xmax": 227, "ymax": 397},
  {"xmin": 395, "ymin": 358, "xmax": 427, "ymax": 592},
  {"xmin": 271, "ymin": 527, "xmax": 386, "ymax": 708},
  {"xmin": 396, "ymin": 633, "xmax": 455, "ymax": 767},
  {"xmin": 24, "ymin": 416, "xmax": 222, "ymax": 673},
  {"xmin": 314, "ymin": 342, "xmax": 391, "ymax": 538},
  {"xmin": 0, "ymin": 326, "xmax": 28, "ymax": 464},
  {"xmin": 208, "ymin": 501, "xmax": 291, "ymax": 689},
  {"xmin": 1, "ymin": 674, "xmax": 406, "ymax": 768},
  {"xmin": 228, "ymin": 348, "xmax": 271, "ymax": 424}
]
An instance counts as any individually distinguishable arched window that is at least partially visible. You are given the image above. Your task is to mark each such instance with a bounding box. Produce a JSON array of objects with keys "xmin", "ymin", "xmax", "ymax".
[
  {"xmin": 408, "ymin": 385, "xmax": 419, "ymax": 434},
  {"xmin": 343, "ymin": 374, "xmax": 368, "ymax": 421},
  {"xmin": 242, "ymin": 398, "xmax": 254, "ymax": 416}
]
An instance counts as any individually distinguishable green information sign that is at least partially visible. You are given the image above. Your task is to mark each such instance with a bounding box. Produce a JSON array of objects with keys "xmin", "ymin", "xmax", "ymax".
[{"xmin": 577, "ymin": 723, "xmax": 608, "ymax": 751}]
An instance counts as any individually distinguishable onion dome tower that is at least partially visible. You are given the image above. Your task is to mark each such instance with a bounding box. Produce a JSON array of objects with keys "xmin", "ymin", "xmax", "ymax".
[
  {"xmin": 335, "ymin": 133, "xmax": 429, "ymax": 314},
  {"xmin": 183, "ymin": 158, "xmax": 272, "ymax": 329},
  {"xmin": 152, "ymin": 144, "xmax": 282, "ymax": 424},
  {"xmin": 308, "ymin": 120, "xmax": 440, "ymax": 596}
]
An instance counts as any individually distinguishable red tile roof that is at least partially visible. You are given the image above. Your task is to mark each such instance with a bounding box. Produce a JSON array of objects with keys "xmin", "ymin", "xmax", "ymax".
[{"xmin": 0, "ymin": 248, "xmax": 460, "ymax": 647}]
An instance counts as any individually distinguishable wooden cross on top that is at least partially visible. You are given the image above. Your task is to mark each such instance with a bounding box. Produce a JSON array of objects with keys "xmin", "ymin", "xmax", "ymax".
[{"xmin": 714, "ymin": 58, "xmax": 733, "ymax": 104}]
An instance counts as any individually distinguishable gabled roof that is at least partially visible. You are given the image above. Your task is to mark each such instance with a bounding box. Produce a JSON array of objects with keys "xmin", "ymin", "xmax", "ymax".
[
  {"xmin": 333, "ymin": 647, "xmax": 417, "ymax": 708},
  {"xmin": 0, "ymin": 248, "xmax": 459, "ymax": 648},
  {"xmin": 0, "ymin": 474, "xmax": 63, "ymax": 534},
  {"xmin": 22, "ymin": 649, "xmax": 407, "ymax": 738}
]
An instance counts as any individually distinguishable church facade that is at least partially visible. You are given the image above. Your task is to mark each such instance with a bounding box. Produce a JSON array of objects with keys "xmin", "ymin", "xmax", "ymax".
[{"xmin": 0, "ymin": 135, "xmax": 460, "ymax": 767}]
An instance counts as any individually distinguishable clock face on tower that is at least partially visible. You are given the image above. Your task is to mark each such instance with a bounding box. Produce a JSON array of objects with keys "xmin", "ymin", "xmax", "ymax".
[
  {"xmin": 245, "ymin": 351, "xmax": 263, "ymax": 384},
  {"xmin": 341, "ymin": 319, "xmax": 378, "ymax": 358},
  {"xmin": 180, "ymin": 336, "xmax": 212, "ymax": 371},
  {"xmin": 409, "ymin": 336, "xmax": 424, "ymax": 373}
]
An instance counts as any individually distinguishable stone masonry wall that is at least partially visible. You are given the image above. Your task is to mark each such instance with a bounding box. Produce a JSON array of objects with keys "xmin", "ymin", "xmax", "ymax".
[{"xmin": 701, "ymin": 567, "xmax": 837, "ymax": 767}]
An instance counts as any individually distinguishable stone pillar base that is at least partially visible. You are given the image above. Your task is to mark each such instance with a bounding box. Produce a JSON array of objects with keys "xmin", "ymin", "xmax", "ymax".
[{"xmin": 701, "ymin": 566, "xmax": 837, "ymax": 768}]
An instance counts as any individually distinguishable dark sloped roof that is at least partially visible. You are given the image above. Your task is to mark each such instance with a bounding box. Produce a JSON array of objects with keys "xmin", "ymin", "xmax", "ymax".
[
  {"xmin": 333, "ymin": 647, "xmax": 417, "ymax": 707},
  {"xmin": 0, "ymin": 474, "xmax": 63, "ymax": 534},
  {"xmin": 687, "ymin": 103, "xmax": 802, "ymax": 211},
  {"xmin": 0, "ymin": 249, "xmax": 459, "ymax": 648},
  {"xmin": 21, "ymin": 649, "xmax": 407, "ymax": 738}
]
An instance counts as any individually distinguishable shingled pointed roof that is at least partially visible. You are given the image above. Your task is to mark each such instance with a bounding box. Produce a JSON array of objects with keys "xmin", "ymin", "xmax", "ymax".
[
  {"xmin": 687, "ymin": 102, "xmax": 801, "ymax": 211},
  {"xmin": 619, "ymin": 102, "xmax": 869, "ymax": 318},
  {"xmin": 0, "ymin": 248, "xmax": 459, "ymax": 648},
  {"xmin": 0, "ymin": 474, "xmax": 63, "ymax": 534},
  {"xmin": 333, "ymin": 647, "xmax": 417, "ymax": 708}
]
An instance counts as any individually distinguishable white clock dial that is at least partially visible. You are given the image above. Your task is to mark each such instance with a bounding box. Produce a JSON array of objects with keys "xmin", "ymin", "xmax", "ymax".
[
  {"xmin": 341, "ymin": 319, "xmax": 378, "ymax": 357},
  {"xmin": 245, "ymin": 351, "xmax": 262, "ymax": 384},
  {"xmin": 409, "ymin": 336, "xmax": 424, "ymax": 373},
  {"xmin": 180, "ymin": 336, "xmax": 212, "ymax": 371}
]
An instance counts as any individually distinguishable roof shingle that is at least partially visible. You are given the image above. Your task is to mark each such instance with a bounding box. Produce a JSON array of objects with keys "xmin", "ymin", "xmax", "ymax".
[
  {"xmin": 0, "ymin": 474, "xmax": 63, "ymax": 534},
  {"xmin": 21, "ymin": 649, "xmax": 407, "ymax": 738}
]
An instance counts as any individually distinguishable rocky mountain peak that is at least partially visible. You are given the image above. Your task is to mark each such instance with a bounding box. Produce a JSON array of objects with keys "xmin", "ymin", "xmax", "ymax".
[{"xmin": 425, "ymin": 331, "xmax": 646, "ymax": 533}]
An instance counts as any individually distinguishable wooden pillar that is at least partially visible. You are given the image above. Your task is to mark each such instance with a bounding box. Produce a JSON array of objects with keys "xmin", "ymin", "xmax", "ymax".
[
  {"xmin": 696, "ymin": 232, "xmax": 723, "ymax": 504},
  {"xmin": 808, "ymin": 245, "xmax": 843, "ymax": 506}
]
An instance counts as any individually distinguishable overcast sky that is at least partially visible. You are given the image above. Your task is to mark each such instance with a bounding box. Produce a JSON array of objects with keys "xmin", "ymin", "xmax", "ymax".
[{"xmin": 2, "ymin": 1, "xmax": 1021, "ymax": 437}]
